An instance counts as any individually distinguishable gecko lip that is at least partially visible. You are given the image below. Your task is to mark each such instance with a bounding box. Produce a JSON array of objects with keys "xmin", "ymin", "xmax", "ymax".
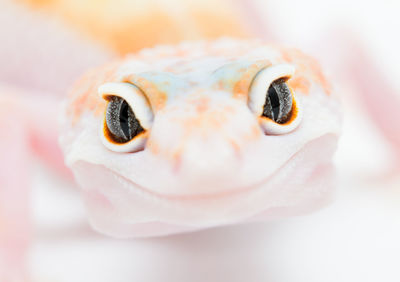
[
  {"xmin": 72, "ymin": 134, "xmax": 337, "ymax": 238},
  {"xmin": 75, "ymin": 133, "xmax": 337, "ymax": 201}
]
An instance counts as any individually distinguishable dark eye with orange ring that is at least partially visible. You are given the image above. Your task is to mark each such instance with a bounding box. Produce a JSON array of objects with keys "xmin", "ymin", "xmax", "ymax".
[
  {"xmin": 106, "ymin": 96, "xmax": 144, "ymax": 143},
  {"xmin": 99, "ymin": 82, "xmax": 153, "ymax": 153},
  {"xmin": 248, "ymin": 64, "xmax": 303, "ymax": 135}
]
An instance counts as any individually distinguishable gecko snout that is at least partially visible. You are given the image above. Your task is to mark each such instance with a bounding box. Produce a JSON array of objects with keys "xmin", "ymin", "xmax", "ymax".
[{"xmin": 144, "ymin": 92, "xmax": 264, "ymax": 192}]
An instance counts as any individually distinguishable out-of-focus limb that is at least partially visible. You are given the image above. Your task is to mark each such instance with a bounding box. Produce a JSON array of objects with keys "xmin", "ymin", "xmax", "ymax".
[
  {"xmin": 345, "ymin": 42, "xmax": 400, "ymax": 161},
  {"xmin": 0, "ymin": 96, "xmax": 31, "ymax": 282},
  {"xmin": 312, "ymin": 31, "xmax": 400, "ymax": 164},
  {"xmin": 0, "ymin": 86, "xmax": 70, "ymax": 281}
]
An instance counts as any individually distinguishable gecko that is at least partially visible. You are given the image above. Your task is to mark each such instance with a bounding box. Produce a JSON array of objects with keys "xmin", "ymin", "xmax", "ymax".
[
  {"xmin": 0, "ymin": 34, "xmax": 340, "ymax": 279},
  {"xmin": 59, "ymin": 38, "xmax": 341, "ymax": 238}
]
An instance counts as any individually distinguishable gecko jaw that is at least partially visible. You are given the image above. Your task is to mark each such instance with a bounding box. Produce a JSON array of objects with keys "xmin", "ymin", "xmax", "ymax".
[
  {"xmin": 72, "ymin": 133, "xmax": 337, "ymax": 238},
  {"xmin": 75, "ymin": 132, "xmax": 337, "ymax": 200}
]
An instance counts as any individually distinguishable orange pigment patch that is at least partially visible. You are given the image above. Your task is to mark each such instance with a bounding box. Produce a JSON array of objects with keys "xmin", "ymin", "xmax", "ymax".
[
  {"xmin": 242, "ymin": 124, "xmax": 262, "ymax": 142},
  {"xmin": 227, "ymin": 138, "xmax": 242, "ymax": 157},
  {"xmin": 146, "ymin": 138, "xmax": 160, "ymax": 155},
  {"xmin": 67, "ymin": 60, "xmax": 121, "ymax": 124},
  {"xmin": 194, "ymin": 96, "xmax": 210, "ymax": 113},
  {"xmin": 287, "ymin": 76, "xmax": 311, "ymax": 95},
  {"xmin": 146, "ymin": 123, "xmax": 189, "ymax": 167},
  {"xmin": 233, "ymin": 60, "xmax": 271, "ymax": 100},
  {"xmin": 123, "ymin": 75, "xmax": 167, "ymax": 111},
  {"xmin": 215, "ymin": 80, "xmax": 225, "ymax": 91},
  {"xmin": 281, "ymin": 48, "xmax": 331, "ymax": 95},
  {"xmin": 181, "ymin": 110, "xmax": 226, "ymax": 134},
  {"xmin": 221, "ymin": 105, "xmax": 237, "ymax": 116},
  {"xmin": 172, "ymin": 149, "xmax": 183, "ymax": 170},
  {"xmin": 157, "ymin": 131, "xmax": 188, "ymax": 167}
]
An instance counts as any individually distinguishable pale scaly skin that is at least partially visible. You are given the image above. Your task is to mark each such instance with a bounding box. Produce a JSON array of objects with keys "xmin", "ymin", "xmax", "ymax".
[{"xmin": 60, "ymin": 38, "xmax": 341, "ymax": 238}]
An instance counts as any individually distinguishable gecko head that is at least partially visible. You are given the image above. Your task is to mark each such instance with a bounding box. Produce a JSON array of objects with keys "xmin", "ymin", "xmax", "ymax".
[{"xmin": 60, "ymin": 38, "xmax": 341, "ymax": 238}]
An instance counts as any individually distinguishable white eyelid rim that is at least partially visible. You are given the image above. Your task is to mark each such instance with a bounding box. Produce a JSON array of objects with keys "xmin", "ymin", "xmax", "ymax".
[
  {"xmin": 248, "ymin": 64, "xmax": 295, "ymax": 117},
  {"xmin": 98, "ymin": 82, "xmax": 154, "ymax": 129},
  {"xmin": 98, "ymin": 82, "xmax": 152, "ymax": 153}
]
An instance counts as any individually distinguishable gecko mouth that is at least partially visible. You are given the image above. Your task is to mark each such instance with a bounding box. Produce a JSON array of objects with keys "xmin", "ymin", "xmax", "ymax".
[
  {"xmin": 70, "ymin": 134, "xmax": 337, "ymax": 238},
  {"xmin": 73, "ymin": 133, "xmax": 337, "ymax": 202}
]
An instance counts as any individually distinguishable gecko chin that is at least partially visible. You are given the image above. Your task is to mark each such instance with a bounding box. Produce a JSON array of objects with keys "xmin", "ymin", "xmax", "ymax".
[{"xmin": 69, "ymin": 134, "xmax": 338, "ymax": 238}]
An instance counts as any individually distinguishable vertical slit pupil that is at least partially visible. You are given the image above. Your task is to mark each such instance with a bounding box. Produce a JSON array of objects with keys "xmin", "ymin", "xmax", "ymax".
[
  {"xmin": 119, "ymin": 100, "xmax": 131, "ymax": 139},
  {"xmin": 268, "ymin": 85, "xmax": 281, "ymax": 121},
  {"xmin": 262, "ymin": 78, "xmax": 293, "ymax": 124},
  {"xmin": 105, "ymin": 96, "xmax": 145, "ymax": 143}
]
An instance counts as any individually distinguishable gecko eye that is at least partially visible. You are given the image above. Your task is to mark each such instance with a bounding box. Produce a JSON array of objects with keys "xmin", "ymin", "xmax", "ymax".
[
  {"xmin": 105, "ymin": 97, "xmax": 144, "ymax": 142},
  {"xmin": 248, "ymin": 64, "xmax": 302, "ymax": 135},
  {"xmin": 99, "ymin": 82, "xmax": 153, "ymax": 153}
]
